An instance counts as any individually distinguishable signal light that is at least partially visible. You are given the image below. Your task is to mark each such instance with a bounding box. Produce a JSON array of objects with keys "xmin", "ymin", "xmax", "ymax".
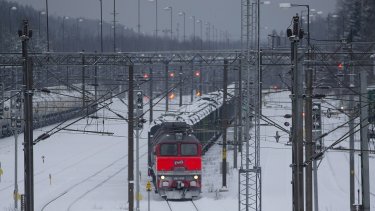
[
  {"xmin": 338, "ymin": 63, "xmax": 343, "ymax": 70},
  {"xmin": 143, "ymin": 73, "xmax": 149, "ymax": 79},
  {"xmin": 194, "ymin": 71, "xmax": 200, "ymax": 77},
  {"xmin": 169, "ymin": 72, "xmax": 175, "ymax": 78},
  {"xmin": 168, "ymin": 92, "xmax": 175, "ymax": 99}
]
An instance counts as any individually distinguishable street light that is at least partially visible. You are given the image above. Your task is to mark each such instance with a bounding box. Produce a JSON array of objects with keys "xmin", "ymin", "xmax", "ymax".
[
  {"xmin": 76, "ymin": 18, "xmax": 84, "ymax": 51},
  {"xmin": 164, "ymin": 6, "xmax": 173, "ymax": 40},
  {"xmin": 99, "ymin": 0, "xmax": 103, "ymax": 52},
  {"xmin": 38, "ymin": 11, "xmax": 46, "ymax": 38},
  {"xmin": 62, "ymin": 16, "xmax": 69, "ymax": 51},
  {"xmin": 45, "ymin": 0, "xmax": 50, "ymax": 51},
  {"xmin": 190, "ymin": 16, "xmax": 196, "ymax": 49},
  {"xmin": 205, "ymin": 22, "xmax": 210, "ymax": 48},
  {"xmin": 196, "ymin": 19, "xmax": 203, "ymax": 50},
  {"xmin": 178, "ymin": 11, "xmax": 186, "ymax": 43},
  {"xmin": 8, "ymin": 6, "xmax": 17, "ymax": 33},
  {"xmin": 148, "ymin": 0, "xmax": 158, "ymax": 38}
]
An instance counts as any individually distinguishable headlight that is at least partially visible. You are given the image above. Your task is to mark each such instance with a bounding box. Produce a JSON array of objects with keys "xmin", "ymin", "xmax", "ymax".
[
  {"xmin": 160, "ymin": 175, "xmax": 165, "ymax": 180},
  {"xmin": 194, "ymin": 175, "xmax": 199, "ymax": 180}
]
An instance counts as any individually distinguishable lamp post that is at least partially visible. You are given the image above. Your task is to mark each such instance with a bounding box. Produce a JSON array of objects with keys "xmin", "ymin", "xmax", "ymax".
[
  {"xmin": 205, "ymin": 22, "xmax": 210, "ymax": 49},
  {"xmin": 280, "ymin": 3, "xmax": 311, "ymax": 211},
  {"xmin": 45, "ymin": 0, "xmax": 50, "ymax": 51},
  {"xmin": 38, "ymin": 11, "xmax": 46, "ymax": 38},
  {"xmin": 99, "ymin": 0, "xmax": 103, "ymax": 52},
  {"xmin": 62, "ymin": 16, "xmax": 69, "ymax": 51},
  {"xmin": 113, "ymin": 0, "xmax": 116, "ymax": 52},
  {"xmin": 8, "ymin": 6, "xmax": 17, "ymax": 33},
  {"xmin": 76, "ymin": 18, "xmax": 84, "ymax": 51},
  {"xmin": 178, "ymin": 11, "xmax": 186, "ymax": 43},
  {"xmin": 196, "ymin": 19, "xmax": 203, "ymax": 50},
  {"xmin": 137, "ymin": 0, "xmax": 141, "ymax": 36},
  {"xmin": 164, "ymin": 6, "xmax": 173, "ymax": 40},
  {"xmin": 190, "ymin": 16, "xmax": 196, "ymax": 49},
  {"xmin": 148, "ymin": 0, "xmax": 158, "ymax": 38}
]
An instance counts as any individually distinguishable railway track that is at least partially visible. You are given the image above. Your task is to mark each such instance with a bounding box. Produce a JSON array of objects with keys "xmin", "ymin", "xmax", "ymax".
[
  {"xmin": 165, "ymin": 199, "xmax": 199, "ymax": 211},
  {"xmin": 0, "ymin": 138, "xmax": 123, "ymax": 192},
  {"xmin": 40, "ymin": 143, "xmax": 148, "ymax": 211},
  {"xmin": 66, "ymin": 150, "xmax": 149, "ymax": 211}
]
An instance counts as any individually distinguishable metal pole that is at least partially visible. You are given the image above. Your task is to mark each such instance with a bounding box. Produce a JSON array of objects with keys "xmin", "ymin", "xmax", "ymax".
[
  {"xmin": 222, "ymin": 59, "xmax": 228, "ymax": 188},
  {"xmin": 170, "ymin": 7, "xmax": 173, "ymax": 40},
  {"xmin": 233, "ymin": 71, "xmax": 238, "ymax": 169},
  {"xmin": 256, "ymin": 1, "xmax": 262, "ymax": 210},
  {"xmin": 46, "ymin": 0, "xmax": 49, "ymax": 52},
  {"xmin": 21, "ymin": 19, "xmax": 34, "ymax": 211},
  {"xmin": 113, "ymin": 0, "xmax": 116, "ymax": 52},
  {"xmin": 14, "ymin": 131, "xmax": 18, "ymax": 209},
  {"xmin": 100, "ymin": 0, "xmax": 103, "ymax": 52},
  {"xmin": 62, "ymin": 17, "xmax": 65, "ymax": 52},
  {"xmin": 94, "ymin": 52, "xmax": 98, "ymax": 103},
  {"xmin": 38, "ymin": 12, "xmax": 41, "ymax": 40},
  {"xmin": 183, "ymin": 13, "xmax": 186, "ymax": 43},
  {"xmin": 165, "ymin": 63, "xmax": 169, "ymax": 111},
  {"xmin": 148, "ymin": 192, "xmax": 150, "ymax": 211},
  {"xmin": 179, "ymin": 66, "xmax": 183, "ymax": 107},
  {"xmin": 136, "ymin": 107, "xmax": 140, "ymax": 211},
  {"xmin": 313, "ymin": 159, "xmax": 319, "ymax": 211},
  {"xmin": 128, "ymin": 65, "xmax": 134, "ymax": 211},
  {"xmin": 155, "ymin": 0, "xmax": 158, "ymax": 37},
  {"xmin": 305, "ymin": 7, "xmax": 312, "ymax": 210},
  {"xmin": 193, "ymin": 16, "xmax": 196, "ymax": 49},
  {"xmin": 82, "ymin": 53, "xmax": 86, "ymax": 109},
  {"xmin": 199, "ymin": 61, "xmax": 202, "ymax": 94},
  {"xmin": 349, "ymin": 55, "xmax": 355, "ymax": 211},
  {"xmin": 291, "ymin": 15, "xmax": 304, "ymax": 211},
  {"xmin": 137, "ymin": 0, "xmax": 140, "ymax": 36},
  {"xmin": 359, "ymin": 70, "xmax": 370, "ymax": 211},
  {"xmin": 238, "ymin": 59, "xmax": 242, "ymax": 153},
  {"xmin": 191, "ymin": 61, "xmax": 194, "ymax": 103},
  {"xmin": 149, "ymin": 68, "xmax": 153, "ymax": 123},
  {"xmin": 199, "ymin": 21, "xmax": 203, "ymax": 50}
]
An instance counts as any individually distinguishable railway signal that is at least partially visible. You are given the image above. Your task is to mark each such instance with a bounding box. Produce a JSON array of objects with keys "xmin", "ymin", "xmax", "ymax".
[
  {"xmin": 134, "ymin": 90, "xmax": 144, "ymax": 130},
  {"xmin": 312, "ymin": 103, "xmax": 322, "ymax": 131},
  {"xmin": 0, "ymin": 83, "xmax": 4, "ymax": 118}
]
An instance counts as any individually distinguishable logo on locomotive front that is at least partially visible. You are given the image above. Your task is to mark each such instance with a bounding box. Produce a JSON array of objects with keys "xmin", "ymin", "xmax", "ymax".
[{"xmin": 174, "ymin": 160, "xmax": 184, "ymax": 165}]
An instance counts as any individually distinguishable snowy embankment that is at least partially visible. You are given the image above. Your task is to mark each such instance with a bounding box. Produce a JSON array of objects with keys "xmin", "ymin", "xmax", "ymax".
[{"xmin": 0, "ymin": 91, "xmax": 374, "ymax": 211}]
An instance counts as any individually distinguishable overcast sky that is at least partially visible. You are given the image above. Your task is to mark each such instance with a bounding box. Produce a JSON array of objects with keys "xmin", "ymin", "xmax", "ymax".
[{"xmin": 8, "ymin": 0, "xmax": 337, "ymax": 40}]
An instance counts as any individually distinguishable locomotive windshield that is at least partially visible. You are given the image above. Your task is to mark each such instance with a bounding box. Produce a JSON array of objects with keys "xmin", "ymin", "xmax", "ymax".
[
  {"xmin": 181, "ymin": 144, "xmax": 198, "ymax": 156},
  {"xmin": 160, "ymin": 144, "xmax": 178, "ymax": 156}
]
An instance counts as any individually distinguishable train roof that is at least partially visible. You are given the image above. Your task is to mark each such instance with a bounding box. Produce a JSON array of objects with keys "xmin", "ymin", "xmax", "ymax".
[
  {"xmin": 156, "ymin": 133, "xmax": 199, "ymax": 144},
  {"xmin": 153, "ymin": 84, "xmax": 235, "ymax": 126}
]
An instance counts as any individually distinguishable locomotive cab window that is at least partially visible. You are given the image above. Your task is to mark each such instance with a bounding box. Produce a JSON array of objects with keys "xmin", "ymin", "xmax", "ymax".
[
  {"xmin": 160, "ymin": 144, "xmax": 178, "ymax": 156},
  {"xmin": 181, "ymin": 144, "xmax": 198, "ymax": 156}
]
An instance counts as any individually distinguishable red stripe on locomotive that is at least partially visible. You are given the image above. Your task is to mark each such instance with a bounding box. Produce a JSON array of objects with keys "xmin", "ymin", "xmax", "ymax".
[{"xmin": 156, "ymin": 157, "xmax": 202, "ymax": 171}]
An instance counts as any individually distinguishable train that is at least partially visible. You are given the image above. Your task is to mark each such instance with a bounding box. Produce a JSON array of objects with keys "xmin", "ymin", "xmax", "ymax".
[
  {"xmin": 0, "ymin": 85, "xmax": 96, "ymax": 138},
  {"xmin": 148, "ymin": 85, "xmax": 235, "ymax": 199}
]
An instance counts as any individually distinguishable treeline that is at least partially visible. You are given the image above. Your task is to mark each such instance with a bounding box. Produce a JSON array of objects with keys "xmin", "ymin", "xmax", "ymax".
[{"xmin": 0, "ymin": 0, "xmax": 239, "ymax": 53}]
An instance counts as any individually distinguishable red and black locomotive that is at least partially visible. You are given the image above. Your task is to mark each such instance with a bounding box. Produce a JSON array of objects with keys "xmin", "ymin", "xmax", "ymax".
[{"xmin": 148, "ymin": 122, "xmax": 202, "ymax": 199}]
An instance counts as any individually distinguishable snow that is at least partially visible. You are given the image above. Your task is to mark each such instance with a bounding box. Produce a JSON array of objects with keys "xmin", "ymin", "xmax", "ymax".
[{"xmin": 0, "ymin": 90, "xmax": 374, "ymax": 211}]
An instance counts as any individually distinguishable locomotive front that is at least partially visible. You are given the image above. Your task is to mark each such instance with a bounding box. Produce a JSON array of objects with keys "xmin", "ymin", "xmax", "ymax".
[{"xmin": 149, "ymin": 122, "xmax": 202, "ymax": 199}]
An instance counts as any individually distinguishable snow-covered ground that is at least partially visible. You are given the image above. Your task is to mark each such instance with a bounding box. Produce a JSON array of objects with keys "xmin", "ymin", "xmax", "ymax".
[{"xmin": 0, "ymin": 91, "xmax": 374, "ymax": 211}]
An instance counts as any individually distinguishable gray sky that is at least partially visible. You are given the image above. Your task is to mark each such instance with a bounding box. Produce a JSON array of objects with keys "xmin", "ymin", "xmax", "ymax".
[{"xmin": 9, "ymin": 0, "xmax": 337, "ymax": 40}]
